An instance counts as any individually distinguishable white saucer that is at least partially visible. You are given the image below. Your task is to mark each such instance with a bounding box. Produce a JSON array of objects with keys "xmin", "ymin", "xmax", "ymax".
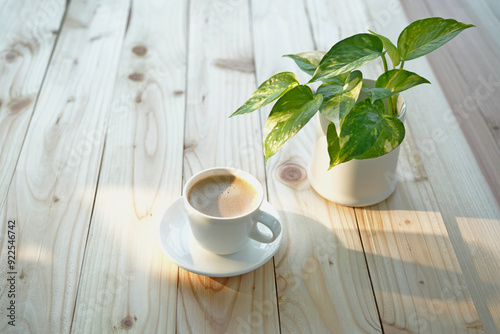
[{"xmin": 158, "ymin": 197, "xmax": 283, "ymax": 277}]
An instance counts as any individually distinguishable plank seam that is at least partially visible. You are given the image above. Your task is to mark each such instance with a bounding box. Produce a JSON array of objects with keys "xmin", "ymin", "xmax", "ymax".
[
  {"xmin": 0, "ymin": 0, "xmax": 70, "ymax": 210},
  {"xmin": 400, "ymin": 2, "xmax": 499, "ymax": 331},
  {"xmin": 69, "ymin": 135, "xmax": 108, "ymax": 333},
  {"xmin": 353, "ymin": 208, "xmax": 385, "ymax": 333},
  {"xmin": 69, "ymin": 0, "xmax": 133, "ymax": 329},
  {"xmin": 302, "ymin": 0, "xmax": 318, "ymax": 50},
  {"xmin": 176, "ymin": 0, "xmax": 191, "ymax": 331},
  {"xmin": 247, "ymin": 0, "xmax": 282, "ymax": 332},
  {"xmin": 421, "ymin": 0, "xmax": 500, "ymax": 205}
]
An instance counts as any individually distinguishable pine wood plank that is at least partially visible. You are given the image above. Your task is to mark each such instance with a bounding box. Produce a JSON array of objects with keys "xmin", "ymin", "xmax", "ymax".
[
  {"xmin": 305, "ymin": 0, "xmax": 492, "ymax": 332},
  {"xmin": 251, "ymin": 0, "xmax": 382, "ymax": 332},
  {"xmin": 69, "ymin": 0, "xmax": 187, "ymax": 332},
  {"xmin": 304, "ymin": 0, "xmax": 387, "ymax": 80},
  {"xmin": 0, "ymin": 0, "xmax": 65, "ymax": 205},
  {"xmin": 401, "ymin": 0, "xmax": 500, "ymax": 204},
  {"xmin": 458, "ymin": 0, "xmax": 500, "ymax": 50},
  {"xmin": 417, "ymin": 0, "xmax": 500, "ymax": 135},
  {"xmin": 400, "ymin": 68, "xmax": 500, "ymax": 334},
  {"xmin": 357, "ymin": 128, "xmax": 482, "ymax": 333},
  {"xmin": 0, "ymin": 0, "xmax": 130, "ymax": 332},
  {"xmin": 366, "ymin": 1, "xmax": 500, "ymax": 332},
  {"xmin": 177, "ymin": 0, "xmax": 280, "ymax": 333},
  {"xmin": 484, "ymin": 0, "xmax": 500, "ymax": 34}
]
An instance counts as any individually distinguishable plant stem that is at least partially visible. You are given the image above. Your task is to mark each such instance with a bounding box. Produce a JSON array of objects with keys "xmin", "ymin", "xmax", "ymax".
[
  {"xmin": 381, "ymin": 54, "xmax": 388, "ymax": 73},
  {"xmin": 380, "ymin": 54, "xmax": 394, "ymax": 115},
  {"xmin": 389, "ymin": 61, "xmax": 404, "ymax": 116},
  {"xmin": 388, "ymin": 95, "xmax": 394, "ymax": 116},
  {"xmin": 381, "ymin": 54, "xmax": 394, "ymax": 115},
  {"xmin": 392, "ymin": 96, "xmax": 398, "ymax": 116}
]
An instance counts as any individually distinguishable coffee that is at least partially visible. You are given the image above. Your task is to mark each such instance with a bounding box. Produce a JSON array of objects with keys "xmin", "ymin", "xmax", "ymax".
[{"xmin": 188, "ymin": 174, "xmax": 259, "ymax": 218}]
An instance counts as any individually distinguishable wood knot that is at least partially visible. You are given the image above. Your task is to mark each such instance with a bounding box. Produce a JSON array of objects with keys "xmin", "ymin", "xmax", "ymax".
[
  {"xmin": 53, "ymin": 196, "xmax": 60, "ymax": 203},
  {"xmin": 121, "ymin": 316, "xmax": 134, "ymax": 329},
  {"xmin": 277, "ymin": 163, "xmax": 306, "ymax": 184},
  {"xmin": 128, "ymin": 73, "xmax": 144, "ymax": 81},
  {"xmin": 135, "ymin": 92, "xmax": 142, "ymax": 103},
  {"xmin": 215, "ymin": 58, "xmax": 255, "ymax": 73},
  {"xmin": 89, "ymin": 34, "xmax": 103, "ymax": 42},
  {"xmin": 5, "ymin": 52, "xmax": 18, "ymax": 62},
  {"xmin": 132, "ymin": 45, "xmax": 147, "ymax": 56},
  {"xmin": 405, "ymin": 220, "xmax": 411, "ymax": 225},
  {"xmin": 466, "ymin": 320, "xmax": 483, "ymax": 330},
  {"xmin": 184, "ymin": 141, "xmax": 197, "ymax": 151},
  {"xmin": 8, "ymin": 96, "xmax": 32, "ymax": 114}
]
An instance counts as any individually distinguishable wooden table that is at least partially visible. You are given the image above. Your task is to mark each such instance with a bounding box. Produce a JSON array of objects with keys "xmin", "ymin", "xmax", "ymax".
[{"xmin": 1, "ymin": 0, "xmax": 499, "ymax": 333}]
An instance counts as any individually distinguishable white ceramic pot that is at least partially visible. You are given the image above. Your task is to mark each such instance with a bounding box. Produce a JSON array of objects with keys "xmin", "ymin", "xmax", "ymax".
[{"xmin": 308, "ymin": 91, "xmax": 406, "ymax": 207}]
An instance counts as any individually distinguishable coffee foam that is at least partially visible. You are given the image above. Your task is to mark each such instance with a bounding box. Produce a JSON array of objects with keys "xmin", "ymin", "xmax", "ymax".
[{"xmin": 188, "ymin": 174, "xmax": 258, "ymax": 218}]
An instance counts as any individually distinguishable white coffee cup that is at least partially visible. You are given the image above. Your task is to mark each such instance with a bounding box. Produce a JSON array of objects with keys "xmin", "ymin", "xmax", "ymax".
[{"xmin": 183, "ymin": 167, "xmax": 282, "ymax": 255}]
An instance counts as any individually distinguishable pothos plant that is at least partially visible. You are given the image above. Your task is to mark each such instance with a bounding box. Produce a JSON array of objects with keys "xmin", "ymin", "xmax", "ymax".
[{"xmin": 230, "ymin": 17, "xmax": 474, "ymax": 169}]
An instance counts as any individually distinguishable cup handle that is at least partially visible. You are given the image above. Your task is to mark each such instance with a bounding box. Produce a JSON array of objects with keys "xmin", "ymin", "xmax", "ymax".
[{"xmin": 249, "ymin": 209, "xmax": 282, "ymax": 243}]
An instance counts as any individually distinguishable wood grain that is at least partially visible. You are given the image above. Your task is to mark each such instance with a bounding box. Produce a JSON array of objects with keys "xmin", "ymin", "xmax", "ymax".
[
  {"xmin": 305, "ymin": 0, "xmax": 493, "ymax": 332},
  {"xmin": 360, "ymin": 1, "xmax": 500, "ymax": 332},
  {"xmin": 401, "ymin": 71, "xmax": 500, "ymax": 334},
  {"xmin": 69, "ymin": 0, "xmax": 187, "ymax": 332},
  {"xmin": 177, "ymin": 0, "xmax": 279, "ymax": 333},
  {"xmin": 357, "ymin": 127, "xmax": 482, "ymax": 333},
  {"xmin": 0, "ymin": 0, "xmax": 129, "ymax": 332},
  {"xmin": 0, "ymin": 0, "xmax": 498, "ymax": 332},
  {"xmin": 400, "ymin": 0, "xmax": 500, "ymax": 204},
  {"xmin": 251, "ymin": 0, "xmax": 382, "ymax": 332},
  {"xmin": 0, "ymin": 0, "xmax": 65, "ymax": 205}
]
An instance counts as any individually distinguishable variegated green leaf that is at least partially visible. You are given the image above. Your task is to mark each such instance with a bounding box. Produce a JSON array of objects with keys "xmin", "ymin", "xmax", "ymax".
[
  {"xmin": 375, "ymin": 69, "xmax": 430, "ymax": 94},
  {"xmin": 369, "ymin": 30, "xmax": 400, "ymax": 67},
  {"xmin": 317, "ymin": 70, "xmax": 363, "ymax": 124},
  {"xmin": 331, "ymin": 99, "xmax": 404, "ymax": 167},
  {"xmin": 355, "ymin": 116, "xmax": 405, "ymax": 160},
  {"xmin": 326, "ymin": 122, "xmax": 340, "ymax": 168},
  {"xmin": 318, "ymin": 72, "xmax": 350, "ymax": 86},
  {"xmin": 398, "ymin": 17, "xmax": 474, "ymax": 61},
  {"xmin": 231, "ymin": 72, "xmax": 299, "ymax": 117},
  {"xmin": 264, "ymin": 85, "xmax": 323, "ymax": 161},
  {"xmin": 283, "ymin": 51, "xmax": 326, "ymax": 76},
  {"xmin": 361, "ymin": 86, "xmax": 392, "ymax": 104},
  {"xmin": 310, "ymin": 34, "xmax": 383, "ymax": 82}
]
